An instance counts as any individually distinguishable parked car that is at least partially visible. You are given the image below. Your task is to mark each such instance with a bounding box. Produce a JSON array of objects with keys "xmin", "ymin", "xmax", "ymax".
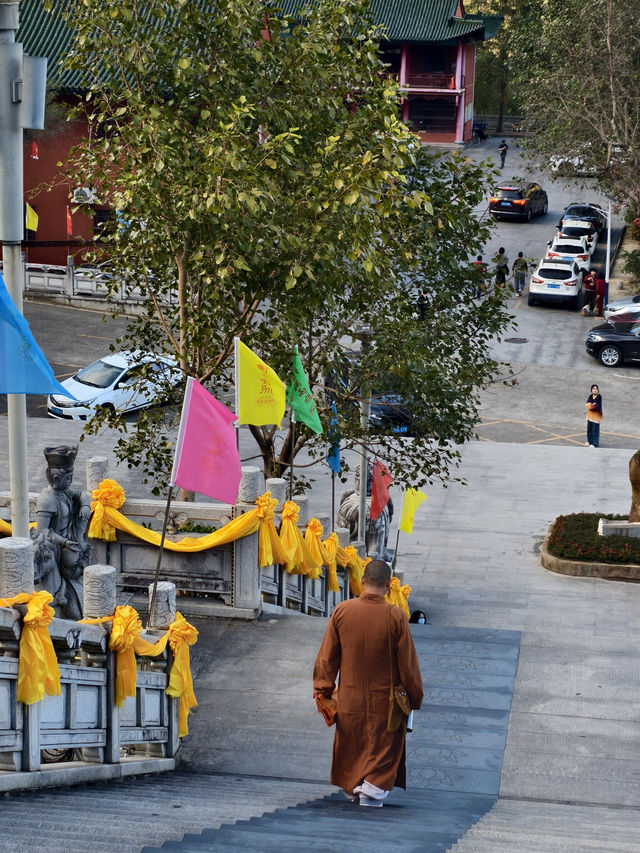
[
  {"xmin": 528, "ymin": 258, "xmax": 583, "ymax": 309},
  {"xmin": 604, "ymin": 292, "xmax": 640, "ymax": 320},
  {"xmin": 489, "ymin": 183, "xmax": 548, "ymax": 222},
  {"xmin": 557, "ymin": 218, "xmax": 599, "ymax": 250},
  {"xmin": 559, "ymin": 202, "xmax": 607, "ymax": 234},
  {"xmin": 47, "ymin": 350, "xmax": 181, "ymax": 421},
  {"xmin": 545, "ymin": 234, "xmax": 592, "ymax": 272},
  {"xmin": 586, "ymin": 321, "xmax": 640, "ymax": 367}
]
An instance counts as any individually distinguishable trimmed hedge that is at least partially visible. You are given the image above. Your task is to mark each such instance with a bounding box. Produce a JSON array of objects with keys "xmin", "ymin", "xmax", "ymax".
[{"xmin": 547, "ymin": 513, "xmax": 640, "ymax": 564}]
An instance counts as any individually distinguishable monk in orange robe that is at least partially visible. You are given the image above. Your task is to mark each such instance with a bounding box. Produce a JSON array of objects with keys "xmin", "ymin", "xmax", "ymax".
[{"xmin": 313, "ymin": 559, "xmax": 423, "ymax": 807}]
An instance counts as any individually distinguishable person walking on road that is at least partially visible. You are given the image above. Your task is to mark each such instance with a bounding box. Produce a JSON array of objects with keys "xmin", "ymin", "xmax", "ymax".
[
  {"xmin": 472, "ymin": 255, "xmax": 488, "ymax": 297},
  {"xmin": 594, "ymin": 271, "xmax": 607, "ymax": 317},
  {"xmin": 493, "ymin": 247, "xmax": 509, "ymax": 289},
  {"xmin": 512, "ymin": 252, "xmax": 528, "ymax": 294},
  {"xmin": 313, "ymin": 560, "xmax": 423, "ymax": 808},
  {"xmin": 585, "ymin": 384, "xmax": 603, "ymax": 448},
  {"xmin": 498, "ymin": 139, "xmax": 508, "ymax": 168}
]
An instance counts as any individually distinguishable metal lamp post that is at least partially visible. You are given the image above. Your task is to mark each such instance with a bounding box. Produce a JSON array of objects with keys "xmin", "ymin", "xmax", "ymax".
[
  {"xmin": 0, "ymin": 0, "xmax": 46, "ymax": 536},
  {"xmin": 352, "ymin": 326, "xmax": 373, "ymax": 549}
]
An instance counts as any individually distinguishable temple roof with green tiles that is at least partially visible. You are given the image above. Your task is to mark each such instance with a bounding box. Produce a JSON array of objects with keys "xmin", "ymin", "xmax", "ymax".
[{"xmin": 16, "ymin": 0, "xmax": 501, "ymax": 92}]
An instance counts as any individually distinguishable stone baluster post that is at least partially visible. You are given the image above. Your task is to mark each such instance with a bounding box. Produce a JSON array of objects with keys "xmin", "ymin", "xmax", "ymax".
[
  {"xmin": 0, "ymin": 537, "xmax": 33, "ymax": 597},
  {"xmin": 148, "ymin": 581, "xmax": 176, "ymax": 629},
  {"xmin": 234, "ymin": 467, "xmax": 263, "ymax": 612},
  {"xmin": 265, "ymin": 477, "xmax": 286, "ymax": 507},
  {"xmin": 0, "ymin": 538, "xmax": 39, "ymax": 770},
  {"xmin": 86, "ymin": 456, "xmax": 108, "ymax": 492},
  {"xmin": 237, "ymin": 466, "xmax": 264, "ymax": 505},
  {"xmin": 83, "ymin": 563, "xmax": 119, "ymax": 763}
]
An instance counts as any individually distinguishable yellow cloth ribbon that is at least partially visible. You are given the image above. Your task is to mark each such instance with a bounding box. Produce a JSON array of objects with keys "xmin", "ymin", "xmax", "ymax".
[
  {"xmin": 255, "ymin": 492, "xmax": 288, "ymax": 567},
  {"xmin": 322, "ymin": 532, "xmax": 341, "ymax": 592},
  {"xmin": 0, "ymin": 518, "xmax": 37, "ymax": 535},
  {"xmin": 304, "ymin": 518, "xmax": 329, "ymax": 580},
  {"xmin": 82, "ymin": 606, "xmax": 199, "ymax": 737},
  {"xmin": 88, "ymin": 478, "xmax": 260, "ymax": 551},
  {"xmin": 386, "ymin": 576, "xmax": 410, "ymax": 618},
  {"xmin": 344, "ymin": 546, "xmax": 365, "ymax": 596},
  {"xmin": 89, "ymin": 479, "xmax": 125, "ymax": 541},
  {"xmin": 0, "ymin": 591, "xmax": 60, "ymax": 704},
  {"xmin": 278, "ymin": 501, "xmax": 320, "ymax": 575}
]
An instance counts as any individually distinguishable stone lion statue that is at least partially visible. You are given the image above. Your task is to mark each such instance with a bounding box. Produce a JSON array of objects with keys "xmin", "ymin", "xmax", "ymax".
[{"xmin": 336, "ymin": 463, "xmax": 393, "ymax": 561}]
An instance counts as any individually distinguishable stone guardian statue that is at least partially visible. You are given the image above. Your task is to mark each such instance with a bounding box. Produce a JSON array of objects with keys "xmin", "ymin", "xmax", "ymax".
[{"xmin": 32, "ymin": 445, "xmax": 91, "ymax": 619}]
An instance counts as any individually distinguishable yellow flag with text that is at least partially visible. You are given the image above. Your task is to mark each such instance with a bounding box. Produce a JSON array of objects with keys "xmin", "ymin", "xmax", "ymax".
[
  {"xmin": 236, "ymin": 339, "xmax": 286, "ymax": 426},
  {"xmin": 399, "ymin": 488, "xmax": 427, "ymax": 534}
]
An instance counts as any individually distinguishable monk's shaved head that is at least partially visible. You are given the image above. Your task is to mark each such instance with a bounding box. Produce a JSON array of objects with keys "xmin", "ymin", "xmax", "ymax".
[{"xmin": 363, "ymin": 559, "xmax": 391, "ymax": 588}]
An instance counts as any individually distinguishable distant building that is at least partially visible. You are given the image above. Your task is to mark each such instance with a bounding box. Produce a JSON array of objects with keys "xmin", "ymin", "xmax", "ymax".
[{"xmin": 16, "ymin": 0, "xmax": 500, "ymax": 265}]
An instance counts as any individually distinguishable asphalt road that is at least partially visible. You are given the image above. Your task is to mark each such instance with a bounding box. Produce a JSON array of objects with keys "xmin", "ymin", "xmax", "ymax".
[
  {"xmin": 4, "ymin": 138, "xmax": 640, "ymax": 451},
  {"xmin": 468, "ymin": 136, "xmax": 640, "ymax": 449}
]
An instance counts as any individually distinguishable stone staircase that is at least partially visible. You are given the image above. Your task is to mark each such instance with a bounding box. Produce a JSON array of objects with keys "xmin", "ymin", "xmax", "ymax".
[
  {"xmin": 448, "ymin": 798, "xmax": 640, "ymax": 852},
  {"xmin": 0, "ymin": 772, "xmax": 332, "ymax": 853}
]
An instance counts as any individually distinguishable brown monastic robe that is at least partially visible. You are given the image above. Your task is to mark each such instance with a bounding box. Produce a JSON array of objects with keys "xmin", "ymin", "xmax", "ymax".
[{"xmin": 313, "ymin": 592, "xmax": 423, "ymax": 793}]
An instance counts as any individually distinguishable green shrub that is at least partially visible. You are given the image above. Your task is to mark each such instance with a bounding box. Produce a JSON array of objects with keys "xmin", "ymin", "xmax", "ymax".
[{"xmin": 547, "ymin": 513, "xmax": 640, "ymax": 564}]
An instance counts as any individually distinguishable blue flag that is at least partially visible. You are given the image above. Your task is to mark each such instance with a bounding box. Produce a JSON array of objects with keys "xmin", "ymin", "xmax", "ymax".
[
  {"xmin": 0, "ymin": 274, "xmax": 70, "ymax": 395},
  {"xmin": 326, "ymin": 401, "xmax": 340, "ymax": 475}
]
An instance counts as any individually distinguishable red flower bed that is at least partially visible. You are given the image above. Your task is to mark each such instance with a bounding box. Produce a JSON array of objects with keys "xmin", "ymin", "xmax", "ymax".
[{"xmin": 547, "ymin": 513, "xmax": 640, "ymax": 564}]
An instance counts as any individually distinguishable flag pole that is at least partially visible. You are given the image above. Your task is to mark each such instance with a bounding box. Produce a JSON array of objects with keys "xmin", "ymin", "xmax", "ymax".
[
  {"xmin": 147, "ymin": 485, "xmax": 175, "ymax": 629},
  {"xmin": 288, "ymin": 411, "xmax": 296, "ymax": 501},
  {"xmin": 391, "ymin": 524, "xmax": 401, "ymax": 576},
  {"xmin": 331, "ymin": 471, "xmax": 335, "ymax": 531},
  {"xmin": 233, "ymin": 336, "xmax": 240, "ymax": 451}
]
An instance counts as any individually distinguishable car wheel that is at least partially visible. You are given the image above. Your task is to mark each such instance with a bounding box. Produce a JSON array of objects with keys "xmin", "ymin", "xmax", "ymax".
[
  {"xmin": 598, "ymin": 345, "xmax": 623, "ymax": 367},
  {"xmin": 527, "ymin": 294, "xmax": 536, "ymax": 306},
  {"xmin": 569, "ymin": 294, "xmax": 581, "ymax": 311},
  {"xmin": 525, "ymin": 208, "xmax": 532, "ymax": 222},
  {"xmin": 542, "ymin": 200, "xmax": 548, "ymax": 216},
  {"xmin": 99, "ymin": 403, "xmax": 116, "ymax": 417}
]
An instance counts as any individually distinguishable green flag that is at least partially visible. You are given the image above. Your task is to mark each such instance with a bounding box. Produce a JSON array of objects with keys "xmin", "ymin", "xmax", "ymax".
[{"xmin": 286, "ymin": 346, "xmax": 323, "ymax": 434}]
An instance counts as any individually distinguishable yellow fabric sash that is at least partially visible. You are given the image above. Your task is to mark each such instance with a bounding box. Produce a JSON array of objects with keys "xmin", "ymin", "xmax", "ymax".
[
  {"xmin": 255, "ymin": 493, "xmax": 288, "ymax": 567},
  {"xmin": 88, "ymin": 479, "xmax": 260, "ymax": 551},
  {"xmin": 343, "ymin": 546, "xmax": 365, "ymax": 596},
  {"xmin": 278, "ymin": 501, "xmax": 319, "ymax": 575},
  {"xmin": 304, "ymin": 518, "xmax": 329, "ymax": 580},
  {"xmin": 0, "ymin": 519, "xmax": 37, "ymax": 535},
  {"xmin": 386, "ymin": 577, "xmax": 411, "ymax": 618},
  {"xmin": 0, "ymin": 591, "xmax": 60, "ymax": 705},
  {"xmin": 321, "ymin": 532, "xmax": 340, "ymax": 592},
  {"xmin": 82, "ymin": 605, "xmax": 199, "ymax": 737}
]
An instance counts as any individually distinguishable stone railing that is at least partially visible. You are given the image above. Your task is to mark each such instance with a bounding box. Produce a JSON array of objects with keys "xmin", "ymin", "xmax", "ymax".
[
  {"xmin": 0, "ymin": 562, "xmax": 178, "ymax": 793},
  {"xmin": 0, "ymin": 460, "xmax": 352, "ymax": 621}
]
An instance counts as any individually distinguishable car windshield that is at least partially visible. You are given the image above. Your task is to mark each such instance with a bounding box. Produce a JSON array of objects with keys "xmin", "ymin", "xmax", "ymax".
[
  {"xmin": 539, "ymin": 268, "xmax": 573, "ymax": 280},
  {"xmin": 496, "ymin": 188, "xmax": 523, "ymax": 200},
  {"xmin": 74, "ymin": 359, "xmax": 123, "ymax": 389},
  {"xmin": 566, "ymin": 207, "xmax": 599, "ymax": 219},
  {"xmin": 562, "ymin": 226, "xmax": 592, "ymax": 238},
  {"xmin": 553, "ymin": 244, "xmax": 581, "ymax": 253}
]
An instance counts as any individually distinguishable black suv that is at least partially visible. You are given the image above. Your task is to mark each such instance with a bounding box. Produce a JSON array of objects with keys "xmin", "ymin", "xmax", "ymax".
[
  {"xmin": 489, "ymin": 183, "xmax": 549, "ymax": 222},
  {"xmin": 559, "ymin": 202, "xmax": 607, "ymax": 233}
]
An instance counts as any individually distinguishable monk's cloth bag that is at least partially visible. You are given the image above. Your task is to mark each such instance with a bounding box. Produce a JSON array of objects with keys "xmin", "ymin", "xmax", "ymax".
[{"xmin": 386, "ymin": 607, "xmax": 411, "ymax": 732}]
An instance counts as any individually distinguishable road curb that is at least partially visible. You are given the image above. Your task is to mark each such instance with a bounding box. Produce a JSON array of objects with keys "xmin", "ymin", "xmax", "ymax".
[{"xmin": 540, "ymin": 535, "xmax": 640, "ymax": 580}]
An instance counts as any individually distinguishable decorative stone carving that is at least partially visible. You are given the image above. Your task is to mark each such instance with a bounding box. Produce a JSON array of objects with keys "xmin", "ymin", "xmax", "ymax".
[
  {"xmin": 86, "ymin": 456, "xmax": 108, "ymax": 492},
  {"xmin": 296, "ymin": 495, "xmax": 309, "ymax": 526},
  {"xmin": 630, "ymin": 450, "xmax": 640, "ymax": 523},
  {"xmin": 0, "ymin": 537, "xmax": 34, "ymax": 597},
  {"xmin": 149, "ymin": 581, "xmax": 176, "ymax": 629},
  {"xmin": 265, "ymin": 477, "xmax": 287, "ymax": 507},
  {"xmin": 336, "ymin": 463, "xmax": 393, "ymax": 561},
  {"xmin": 31, "ymin": 445, "xmax": 91, "ymax": 620},
  {"xmin": 83, "ymin": 565, "xmax": 117, "ymax": 618},
  {"xmin": 237, "ymin": 466, "xmax": 263, "ymax": 504}
]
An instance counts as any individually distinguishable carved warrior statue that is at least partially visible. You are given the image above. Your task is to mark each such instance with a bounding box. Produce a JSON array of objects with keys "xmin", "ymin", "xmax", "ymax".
[
  {"xmin": 630, "ymin": 450, "xmax": 640, "ymax": 523},
  {"xmin": 31, "ymin": 445, "xmax": 91, "ymax": 620},
  {"xmin": 336, "ymin": 463, "xmax": 393, "ymax": 561}
]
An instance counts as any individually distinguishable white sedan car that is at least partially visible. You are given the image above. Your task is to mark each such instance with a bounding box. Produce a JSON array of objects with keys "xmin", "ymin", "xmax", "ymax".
[
  {"xmin": 47, "ymin": 350, "xmax": 181, "ymax": 421},
  {"xmin": 545, "ymin": 235, "xmax": 592, "ymax": 273},
  {"xmin": 557, "ymin": 219, "xmax": 599, "ymax": 251},
  {"xmin": 528, "ymin": 258, "xmax": 584, "ymax": 310}
]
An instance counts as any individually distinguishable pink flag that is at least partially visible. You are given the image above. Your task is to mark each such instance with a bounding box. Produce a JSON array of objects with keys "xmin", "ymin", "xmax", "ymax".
[{"xmin": 171, "ymin": 377, "xmax": 241, "ymax": 504}]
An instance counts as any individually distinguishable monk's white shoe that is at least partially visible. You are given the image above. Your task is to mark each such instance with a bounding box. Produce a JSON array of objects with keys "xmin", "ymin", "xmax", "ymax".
[{"xmin": 359, "ymin": 794, "xmax": 383, "ymax": 807}]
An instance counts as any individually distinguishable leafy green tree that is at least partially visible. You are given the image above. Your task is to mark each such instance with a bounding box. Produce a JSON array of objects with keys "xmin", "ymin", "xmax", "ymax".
[
  {"xmin": 511, "ymin": 0, "xmax": 640, "ymax": 212},
  {"xmin": 54, "ymin": 0, "xmax": 510, "ymax": 493}
]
